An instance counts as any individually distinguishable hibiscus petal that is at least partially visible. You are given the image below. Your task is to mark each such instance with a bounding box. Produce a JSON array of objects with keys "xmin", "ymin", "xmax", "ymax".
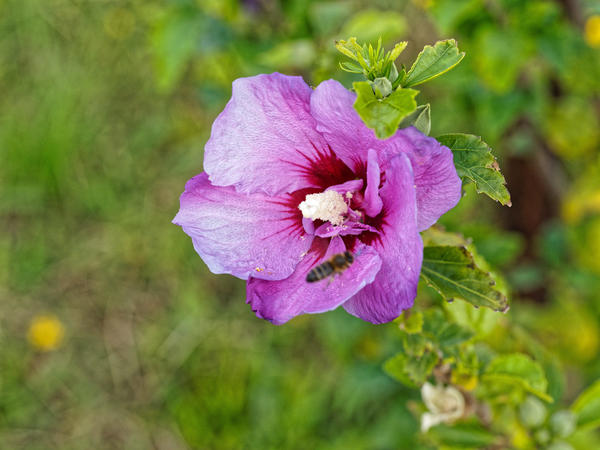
[
  {"xmin": 362, "ymin": 149, "xmax": 383, "ymax": 217},
  {"xmin": 325, "ymin": 179, "xmax": 363, "ymax": 195},
  {"xmin": 381, "ymin": 127, "xmax": 462, "ymax": 231},
  {"xmin": 204, "ymin": 73, "xmax": 351, "ymax": 195},
  {"xmin": 173, "ymin": 173, "xmax": 313, "ymax": 281},
  {"xmin": 310, "ymin": 79, "xmax": 379, "ymax": 173},
  {"xmin": 343, "ymin": 154, "xmax": 423, "ymax": 324},
  {"xmin": 247, "ymin": 237, "xmax": 382, "ymax": 325},
  {"xmin": 302, "ymin": 217, "xmax": 315, "ymax": 235}
]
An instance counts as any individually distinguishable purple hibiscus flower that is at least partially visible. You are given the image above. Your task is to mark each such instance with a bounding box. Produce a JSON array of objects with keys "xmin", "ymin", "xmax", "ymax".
[{"xmin": 173, "ymin": 73, "xmax": 461, "ymax": 324}]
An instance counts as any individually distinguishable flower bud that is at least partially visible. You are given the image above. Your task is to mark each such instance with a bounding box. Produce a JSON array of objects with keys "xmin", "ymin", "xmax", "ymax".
[
  {"xmin": 420, "ymin": 382, "xmax": 465, "ymax": 432},
  {"xmin": 549, "ymin": 410, "xmax": 576, "ymax": 438},
  {"xmin": 372, "ymin": 77, "xmax": 393, "ymax": 98},
  {"xmin": 519, "ymin": 396, "xmax": 547, "ymax": 428},
  {"xmin": 534, "ymin": 429, "xmax": 551, "ymax": 445}
]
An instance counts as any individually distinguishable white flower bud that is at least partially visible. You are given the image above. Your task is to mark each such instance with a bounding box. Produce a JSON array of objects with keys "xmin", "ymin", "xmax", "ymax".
[{"xmin": 420, "ymin": 382, "xmax": 465, "ymax": 432}]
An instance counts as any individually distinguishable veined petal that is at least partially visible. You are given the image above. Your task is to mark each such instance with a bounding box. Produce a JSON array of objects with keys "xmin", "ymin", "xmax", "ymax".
[
  {"xmin": 310, "ymin": 79, "xmax": 379, "ymax": 173},
  {"xmin": 247, "ymin": 237, "xmax": 381, "ymax": 325},
  {"xmin": 173, "ymin": 173, "xmax": 313, "ymax": 280},
  {"xmin": 343, "ymin": 154, "xmax": 423, "ymax": 324},
  {"xmin": 204, "ymin": 73, "xmax": 352, "ymax": 195},
  {"xmin": 381, "ymin": 127, "xmax": 462, "ymax": 231}
]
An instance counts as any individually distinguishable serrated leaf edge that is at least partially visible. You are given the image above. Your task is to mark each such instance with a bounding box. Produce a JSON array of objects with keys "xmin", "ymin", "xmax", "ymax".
[
  {"xmin": 420, "ymin": 245, "xmax": 509, "ymax": 313},
  {"xmin": 438, "ymin": 133, "xmax": 512, "ymax": 206}
]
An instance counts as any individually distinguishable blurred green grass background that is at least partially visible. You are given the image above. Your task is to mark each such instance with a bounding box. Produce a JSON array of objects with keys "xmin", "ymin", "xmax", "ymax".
[{"xmin": 1, "ymin": 0, "xmax": 599, "ymax": 448}]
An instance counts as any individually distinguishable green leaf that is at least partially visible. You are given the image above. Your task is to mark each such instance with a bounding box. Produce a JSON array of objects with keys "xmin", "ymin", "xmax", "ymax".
[
  {"xmin": 353, "ymin": 82, "xmax": 418, "ymax": 139},
  {"xmin": 571, "ymin": 379, "xmax": 600, "ymax": 430},
  {"xmin": 393, "ymin": 66, "xmax": 407, "ymax": 89},
  {"xmin": 421, "ymin": 226, "xmax": 469, "ymax": 247},
  {"xmin": 401, "ymin": 331, "xmax": 429, "ymax": 357},
  {"xmin": 384, "ymin": 350, "xmax": 438, "ymax": 387},
  {"xmin": 421, "ymin": 246, "xmax": 509, "ymax": 312},
  {"xmin": 339, "ymin": 61, "xmax": 363, "ymax": 73},
  {"xmin": 335, "ymin": 37, "xmax": 363, "ymax": 61},
  {"xmin": 404, "ymin": 39, "xmax": 465, "ymax": 87},
  {"xmin": 395, "ymin": 311, "xmax": 423, "ymax": 334},
  {"xmin": 421, "ymin": 309, "xmax": 474, "ymax": 351},
  {"xmin": 445, "ymin": 298, "xmax": 499, "ymax": 337},
  {"xmin": 404, "ymin": 350, "xmax": 438, "ymax": 384},
  {"xmin": 426, "ymin": 423, "xmax": 498, "ymax": 448},
  {"xmin": 383, "ymin": 353, "xmax": 418, "ymax": 388},
  {"xmin": 389, "ymin": 41, "xmax": 408, "ymax": 61},
  {"xmin": 437, "ymin": 133, "xmax": 511, "ymax": 206},
  {"xmin": 435, "ymin": 322, "xmax": 474, "ymax": 352},
  {"xmin": 398, "ymin": 103, "xmax": 431, "ymax": 135},
  {"xmin": 483, "ymin": 353, "xmax": 552, "ymax": 403}
]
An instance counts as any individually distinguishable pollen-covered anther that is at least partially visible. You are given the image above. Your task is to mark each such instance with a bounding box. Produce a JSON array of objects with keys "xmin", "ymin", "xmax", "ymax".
[{"xmin": 298, "ymin": 190, "xmax": 348, "ymax": 226}]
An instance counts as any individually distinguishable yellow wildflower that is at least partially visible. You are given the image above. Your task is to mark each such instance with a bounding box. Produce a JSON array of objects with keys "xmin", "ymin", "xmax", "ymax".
[
  {"xmin": 28, "ymin": 315, "xmax": 65, "ymax": 351},
  {"xmin": 585, "ymin": 15, "xmax": 600, "ymax": 48}
]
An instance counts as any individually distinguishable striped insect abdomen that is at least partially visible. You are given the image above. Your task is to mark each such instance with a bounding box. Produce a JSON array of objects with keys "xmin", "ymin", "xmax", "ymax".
[{"xmin": 306, "ymin": 261, "xmax": 334, "ymax": 282}]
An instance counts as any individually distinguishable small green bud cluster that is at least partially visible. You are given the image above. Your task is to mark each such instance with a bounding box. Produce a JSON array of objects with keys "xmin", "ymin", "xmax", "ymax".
[
  {"xmin": 335, "ymin": 37, "xmax": 406, "ymax": 95},
  {"xmin": 519, "ymin": 396, "xmax": 577, "ymax": 450}
]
